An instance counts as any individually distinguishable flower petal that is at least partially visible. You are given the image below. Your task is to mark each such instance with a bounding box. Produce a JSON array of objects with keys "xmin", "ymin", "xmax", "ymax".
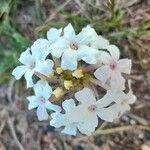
[
  {"xmin": 50, "ymin": 112, "xmax": 65, "ymax": 128},
  {"xmin": 97, "ymin": 108, "xmax": 114, "ymax": 122},
  {"xmin": 44, "ymin": 38, "xmax": 67, "ymax": 58},
  {"xmin": 62, "ymin": 99, "xmax": 76, "ymax": 112},
  {"xmin": 35, "ymin": 59, "xmax": 54, "ymax": 75},
  {"xmin": 77, "ymin": 114, "xmax": 98, "ymax": 135},
  {"xmin": 37, "ymin": 106, "xmax": 49, "ymax": 121},
  {"xmin": 24, "ymin": 70, "xmax": 34, "ymax": 88},
  {"xmin": 94, "ymin": 66, "xmax": 111, "ymax": 84},
  {"xmin": 78, "ymin": 45, "xmax": 98, "ymax": 64},
  {"xmin": 19, "ymin": 48, "xmax": 33, "ymax": 65},
  {"xmin": 118, "ymin": 58, "xmax": 132, "ymax": 74},
  {"xmin": 34, "ymin": 80, "xmax": 52, "ymax": 99},
  {"xmin": 47, "ymin": 28, "xmax": 62, "ymax": 42},
  {"xmin": 31, "ymin": 38, "xmax": 50, "ymax": 60},
  {"xmin": 63, "ymin": 23, "xmax": 75, "ymax": 39},
  {"xmin": 12, "ymin": 65, "xmax": 28, "ymax": 80},
  {"xmin": 62, "ymin": 124, "xmax": 77, "ymax": 135},
  {"xmin": 99, "ymin": 51, "xmax": 112, "ymax": 64},
  {"xmin": 107, "ymin": 45, "xmax": 120, "ymax": 61},
  {"xmin": 61, "ymin": 50, "xmax": 78, "ymax": 70},
  {"xmin": 111, "ymin": 72, "xmax": 125, "ymax": 91},
  {"xmin": 75, "ymin": 88, "xmax": 96, "ymax": 104},
  {"xmin": 45, "ymin": 101, "xmax": 61, "ymax": 112},
  {"xmin": 97, "ymin": 36, "xmax": 109, "ymax": 49},
  {"xmin": 27, "ymin": 96, "xmax": 39, "ymax": 110}
]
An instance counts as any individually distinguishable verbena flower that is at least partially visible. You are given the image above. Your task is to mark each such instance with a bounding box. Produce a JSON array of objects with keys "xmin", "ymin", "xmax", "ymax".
[
  {"xmin": 27, "ymin": 80, "xmax": 61, "ymax": 120},
  {"xmin": 94, "ymin": 45, "xmax": 131, "ymax": 90},
  {"xmin": 12, "ymin": 48, "xmax": 54, "ymax": 88},
  {"xmin": 31, "ymin": 28, "xmax": 62, "ymax": 59},
  {"xmin": 44, "ymin": 24, "xmax": 101, "ymax": 70},
  {"xmin": 12, "ymin": 23, "xmax": 136, "ymax": 136},
  {"xmin": 50, "ymin": 88, "xmax": 114, "ymax": 135}
]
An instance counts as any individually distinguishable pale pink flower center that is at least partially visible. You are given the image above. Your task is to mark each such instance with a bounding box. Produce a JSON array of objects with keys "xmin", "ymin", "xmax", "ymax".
[
  {"xmin": 88, "ymin": 105, "xmax": 97, "ymax": 112},
  {"xmin": 109, "ymin": 61, "xmax": 117, "ymax": 70},
  {"xmin": 29, "ymin": 62, "xmax": 36, "ymax": 69},
  {"xmin": 40, "ymin": 96, "xmax": 46, "ymax": 103},
  {"xmin": 70, "ymin": 42, "xmax": 79, "ymax": 50}
]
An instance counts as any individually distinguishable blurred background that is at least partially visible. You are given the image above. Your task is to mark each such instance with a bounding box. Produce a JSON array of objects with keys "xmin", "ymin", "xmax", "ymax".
[{"xmin": 0, "ymin": 0, "xmax": 150, "ymax": 149}]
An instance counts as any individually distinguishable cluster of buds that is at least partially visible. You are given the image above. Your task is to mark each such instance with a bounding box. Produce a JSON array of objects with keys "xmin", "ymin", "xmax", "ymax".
[{"xmin": 12, "ymin": 24, "xmax": 136, "ymax": 135}]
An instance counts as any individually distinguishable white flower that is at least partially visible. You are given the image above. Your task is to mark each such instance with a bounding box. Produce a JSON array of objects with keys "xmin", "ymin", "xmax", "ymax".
[
  {"xmin": 50, "ymin": 88, "xmax": 114, "ymax": 135},
  {"xmin": 27, "ymin": 80, "xmax": 61, "ymax": 121},
  {"xmin": 81, "ymin": 25, "xmax": 109, "ymax": 49},
  {"xmin": 106, "ymin": 81, "xmax": 136, "ymax": 119},
  {"xmin": 12, "ymin": 48, "xmax": 54, "ymax": 88},
  {"xmin": 44, "ymin": 23, "xmax": 99, "ymax": 70},
  {"xmin": 94, "ymin": 45, "xmax": 132, "ymax": 90},
  {"xmin": 31, "ymin": 28, "xmax": 62, "ymax": 59}
]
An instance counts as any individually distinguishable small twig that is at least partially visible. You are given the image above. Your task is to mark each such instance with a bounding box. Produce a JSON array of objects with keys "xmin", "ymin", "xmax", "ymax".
[
  {"xmin": 7, "ymin": 78, "xmax": 16, "ymax": 104},
  {"xmin": 83, "ymin": 64, "xmax": 100, "ymax": 73},
  {"xmin": 73, "ymin": 125, "xmax": 150, "ymax": 143},
  {"xmin": 0, "ymin": 121, "xmax": 6, "ymax": 134},
  {"xmin": 91, "ymin": 79, "xmax": 109, "ymax": 90},
  {"xmin": 7, "ymin": 118, "xmax": 24, "ymax": 150},
  {"xmin": 35, "ymin": 72, "xmax": 60, "ymax": 84}
]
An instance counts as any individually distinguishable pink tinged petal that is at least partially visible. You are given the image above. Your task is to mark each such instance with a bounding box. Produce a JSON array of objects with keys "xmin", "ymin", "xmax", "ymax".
[
  {"xmin": 94, "ymin": 66, "xmax": 111, "ymax": 84},
  {"xmin": 109, "ymin": 103, "xmax": 130, "ymax": 119},
  {"xmin": 12, "ymin": 65, "xmax": 28, "ymax": 80},
  {"xmin": 50, "ymin": 112, "xmax": 65, "ymax": 128},
  {"xmin": 75, "ymin": 88, "xmax": 96, "ymax": 104},
  {"xmin": 37, "ymin": 106, "xmax": 49, "ymax": 121},
  {"xmin": 97, "ymin": 36, "xmax": 109, "ymax": 49},
  {"xmin": 111, "ymin": 72, "xmax": 125, "ymax": 91},
  {"xmin": 45, "ymin": 101, "xmax": 61, "ymax": 112},
  {"xmin": 107, "ymin": 45, "xmax": 120, "ymax": 61},
  {"xmin": 19, "ymin": 48, "xmax": 33, "ymax": 65},
  {"xmin": 47, "ymin": 28, "xmax": 62, "ymax": 42},
  {"xmin": 63, "ymin": 23, "xmax": 75, "ymax": 39},
  {"xmin": 77, "ymin": 114, "xmax": 98, "ymax": 135},
  {"xmin": 61, "ymin": 50, "xmax": 78, "ymax": 70},
  {"xmin": 118, "ymin": 58, "xmax": 132, "ymax": 74},
  {"xmin": 24, "ymin": 70, "xmax": 34, "ymax": 88},
  {"xmin": 96, "ymin": 108, "xmax": 114, "ymax": 122},
  {"xmin": 35, "ymin": 59, "xmax": 54, "ymax": 75},
  {"xmin": 31, "ymin": 39, "xmax": 50, "ymax": 60},
  {"xmin": 62, "ymin": 99, "xmax": 76, "ymax": 112},
  {"xmin": 62, "ymin": 124, "xmax": 77, "ymax": 135},
  {"xmin": 27, "ymin": 96, "xmax": 39, "ymax": 110},
  {"xmin": 99, "ymin": 51, "xmax": 112, "ymax": 64}
]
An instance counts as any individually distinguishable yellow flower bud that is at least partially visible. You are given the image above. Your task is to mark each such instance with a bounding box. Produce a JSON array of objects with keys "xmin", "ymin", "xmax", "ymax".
[
  {"xmin": 64, "ymin": 80, "xmax": 73, "ymax": 90},
  {"xmin": 56, "ymin": 67, "xmax": 63, "ymax": 74},
  {"xmin": 72, "ymin": 69, "xmax": 84, "ymax": 78},
  {"xmin": 53, "ymin": 87, "xmax": 64, "ymax": 98}
]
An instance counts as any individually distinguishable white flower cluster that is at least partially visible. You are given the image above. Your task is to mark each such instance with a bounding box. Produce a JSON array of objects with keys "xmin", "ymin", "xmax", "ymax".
[{"xmin": 12, "ymin": 23, "xmax": 136, "ymax": 135}]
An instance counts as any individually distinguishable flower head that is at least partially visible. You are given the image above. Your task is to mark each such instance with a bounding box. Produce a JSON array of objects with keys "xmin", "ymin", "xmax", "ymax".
[
  {"xmin": 94, "ymin": 45, "xmax": 132, "ymax": 90},
  {"xmin": 50, "ymin": 88, "xmax": 114, "ymax": 135},
  {"xmin": 27, "ymin": 80, "xmax": 61, "ymax": 120},
  {"xmin": 44, "ymin": 24, "xmax": 100, "ymax": 70},
  {"xmin": 12, "ymin": 48, "xmax": 54, "ymax": 88}
]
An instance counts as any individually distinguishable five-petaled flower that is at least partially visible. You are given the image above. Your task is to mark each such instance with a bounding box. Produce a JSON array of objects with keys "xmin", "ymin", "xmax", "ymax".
[
  {"xmin": 94, "ymin": 45, "xmax": 131, "ymax": 90},
  {"xmin": 12, "ymin": 48, "xmax": 54, "ymax": 88},
  {"xmin": 27, "ymin": 80, "xmax": 61, "ymax": 120}
]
